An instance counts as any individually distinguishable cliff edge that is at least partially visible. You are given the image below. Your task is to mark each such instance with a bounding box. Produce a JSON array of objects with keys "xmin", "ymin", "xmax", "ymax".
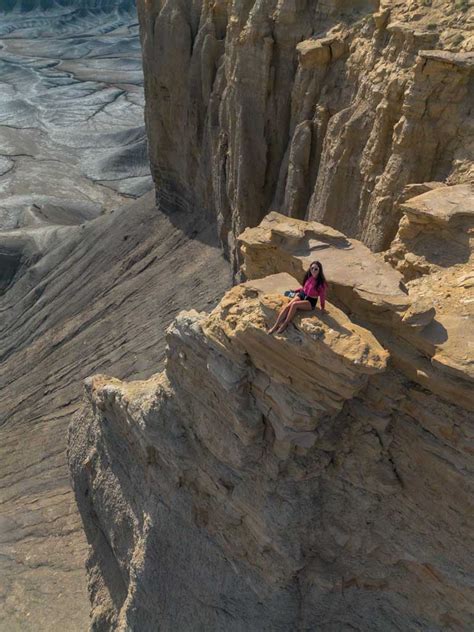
[{"xmin": 68, "ymin": 184, "xmax": 473, "ymax": 630}]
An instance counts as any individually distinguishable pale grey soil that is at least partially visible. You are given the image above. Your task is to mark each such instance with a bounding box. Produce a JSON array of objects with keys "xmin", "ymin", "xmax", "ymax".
[{"xmin": 0, "ymin": 3, "xmax": 152, "ymax": 231}]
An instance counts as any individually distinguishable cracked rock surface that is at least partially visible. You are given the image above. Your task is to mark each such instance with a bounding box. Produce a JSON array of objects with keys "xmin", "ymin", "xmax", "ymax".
[{"xmin": 68, "ymin": 187, "xmax": 473, "ymax": 631}]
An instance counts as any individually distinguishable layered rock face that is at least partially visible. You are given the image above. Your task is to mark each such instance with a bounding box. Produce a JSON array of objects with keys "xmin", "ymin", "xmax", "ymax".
[
  {"xmin": 136, "ymin": 0, "xmax": 472, "ymax": 260},
  {"xmin": 68, "ymin": 186, "xmax": 473, "ymax": 630}
]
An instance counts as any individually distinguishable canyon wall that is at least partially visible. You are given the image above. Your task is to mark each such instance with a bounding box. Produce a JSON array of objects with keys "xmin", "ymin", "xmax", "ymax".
[
  {"xmin": 68, "ymin": 184, "xmax": 473, "ymax": 630},
  {"xmin": 136, "ymin": 0, "xmax": 473, "ymax": 261}
]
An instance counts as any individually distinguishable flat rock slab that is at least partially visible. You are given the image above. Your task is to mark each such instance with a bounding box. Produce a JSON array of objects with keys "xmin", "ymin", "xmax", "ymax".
[
  {"xmin": 419, "ymin": 50, "xmax": 474, "ymax": 69},
  {"xmin": 241, "ymin": 271, "xmax": 296, "ymax": 295},
  {"xmin": 239, "ymin": 211, "xmax": 411, "ymax": 321},
  {"xmin": 400, "ymin": 184, "xmax": 474, "ymax": 226},
  {"xmin": 202, "ymin": 274, "xmax": 389, "ymax": 430},
  {"xmin": 239, "ymin": 209, "xmax": 474, "ymax": 409}
]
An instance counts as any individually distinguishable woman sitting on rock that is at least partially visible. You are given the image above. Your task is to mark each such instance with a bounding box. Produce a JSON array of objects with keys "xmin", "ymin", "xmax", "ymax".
[{"xmin": 268, "ymin": 261, "xmax": 327, "ymax": 334}]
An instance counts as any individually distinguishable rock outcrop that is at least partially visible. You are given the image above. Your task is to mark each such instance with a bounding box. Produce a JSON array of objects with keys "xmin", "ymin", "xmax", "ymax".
[
  {"xmin": 2, "ymin": 1, "xmax": 472, "ymax": 629},
  {"xmin": 386, "ymin": 183, "xmax": 473, "ymax": 279},
  {"xmin": 238, "ymin": 206, "xmax": 474, "ymax": 409},
  {"xmin": 68, "ymin": 186, "xmax": 473, "ymax": 630},
  {"xmin": 137, "ymin": 0, "xmax": 473, "ymax": 262}
]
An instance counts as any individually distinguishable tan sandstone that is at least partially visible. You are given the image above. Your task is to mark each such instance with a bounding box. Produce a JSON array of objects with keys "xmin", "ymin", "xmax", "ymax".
[
  {"xmin": 69, "ymin": 186, "xmax": 473, "ymax": 630},
  {"xmin": 136, "ymin": 0, "xmax": 473, "ymax": 264}
]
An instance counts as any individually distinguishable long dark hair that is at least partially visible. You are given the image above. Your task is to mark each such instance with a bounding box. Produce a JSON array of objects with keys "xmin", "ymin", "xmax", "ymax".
[{"xmin": 303, "ymin": 261, "xmax": 326, "ymax": 288}]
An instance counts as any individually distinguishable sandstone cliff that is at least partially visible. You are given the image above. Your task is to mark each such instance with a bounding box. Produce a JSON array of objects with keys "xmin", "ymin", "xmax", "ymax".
[
  {"xmin": 136, "ymin": 0, "xmax": 473, "ymax": 261},
  {"xmin": 3, "ymin": 1, "xmax": 472, "ymax": 629},
  {"xmin": 68, "ymin": 184, "xmax": 473, "ymax": 630}
]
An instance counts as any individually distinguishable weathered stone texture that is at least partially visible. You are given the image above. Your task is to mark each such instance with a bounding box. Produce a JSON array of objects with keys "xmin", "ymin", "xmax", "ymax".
[
  {"xmin": 69, "ymin": 187, "xmax": 473, "ymax": 631},
  {"xmin": 136, "ymin": 0, "xmax": 473, "ymax": 262},
  {"xmin": 239, "ymin": 208, "xmax": 474, "ymax": 409},
  {"xmin": 386, "ymin": 183, "xmax": 474, "ymax": 278}
]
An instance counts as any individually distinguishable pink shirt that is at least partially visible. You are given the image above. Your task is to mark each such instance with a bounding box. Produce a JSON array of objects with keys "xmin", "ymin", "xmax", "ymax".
[{"xmin": 296, "ymin": 277, "xmax": 327, "ymax": 309}]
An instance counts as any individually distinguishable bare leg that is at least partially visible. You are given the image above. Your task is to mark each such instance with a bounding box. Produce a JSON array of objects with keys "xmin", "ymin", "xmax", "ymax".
[
  {"xmin": 268, "ymin": 299, "xmax": 296, "ymax": 333},
  {"xmin": 277, "ymin": 300, "xmax": 313, "ymax": 333}
]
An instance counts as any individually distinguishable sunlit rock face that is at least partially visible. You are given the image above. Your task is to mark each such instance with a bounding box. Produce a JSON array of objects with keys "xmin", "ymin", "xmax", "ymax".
[
  {"xmin": 68, "ymin": 196, "xmax": 473, "ymax": 630},
  {"xmin": 137, "ymin": 0, "xmax": 472, "ymax": 264},
  {"xmin": 0, "ymin": 0, "xmax": 152, "ymax": 234}
]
